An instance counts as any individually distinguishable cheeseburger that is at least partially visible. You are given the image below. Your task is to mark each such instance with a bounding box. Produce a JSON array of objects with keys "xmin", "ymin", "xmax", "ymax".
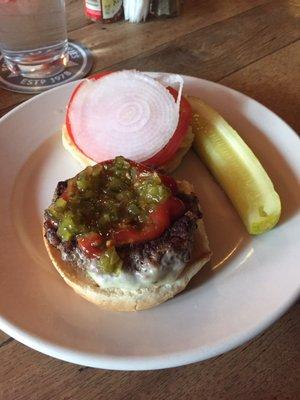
[{"xmin": 43, "ymin": 157, "xmax": 211, "ymax": 311}]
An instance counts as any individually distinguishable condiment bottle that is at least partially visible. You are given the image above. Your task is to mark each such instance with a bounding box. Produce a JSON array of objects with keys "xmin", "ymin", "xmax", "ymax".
[
  {"xmin": 123, "ymin": 0, "xmax": 150, "ymax": 23},
  {"xmin": 84, "ymin": 0, "xmax": 102, "ymax": 21},
  {"xmin": 100, "ymin": 0, "xmax": 123, "ymax": 23},
  {"xmin": 150, "ymin": 0, "xmax": 181, "ymax": 17}
]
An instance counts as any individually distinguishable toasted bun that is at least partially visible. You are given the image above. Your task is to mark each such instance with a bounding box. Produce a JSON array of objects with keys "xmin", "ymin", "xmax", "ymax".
[
  {"xmin": 62, "ymin": 124, "xmax": 194, "ymax": 173},
  {"xmin": 62, "ymin": 124, "xmax": 95, "ymax": 168},
  {"xmin": 43, "ymin": 181, "xmax": 211, "ymax": 311}
]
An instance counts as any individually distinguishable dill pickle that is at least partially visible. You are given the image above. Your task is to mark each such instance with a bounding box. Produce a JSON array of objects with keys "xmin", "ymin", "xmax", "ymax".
[{"xmin": 188, "ymin": 96, "xmax": 281, "ymax": 234}]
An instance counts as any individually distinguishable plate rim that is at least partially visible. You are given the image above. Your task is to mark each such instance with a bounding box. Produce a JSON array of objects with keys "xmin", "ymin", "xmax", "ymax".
[
  {"xmin": 0, "ymin": 289, "xmax": 298, "ymax": 370},
  {"xmin": 0, "ymin": 74, "xmax": 299, "ymax": 370}
]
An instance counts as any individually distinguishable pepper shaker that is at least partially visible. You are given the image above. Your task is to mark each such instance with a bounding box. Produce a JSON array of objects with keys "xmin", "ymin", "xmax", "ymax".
[{"xmin": 150, "ymin": 0, "xmax": 181, "ymax": 17}]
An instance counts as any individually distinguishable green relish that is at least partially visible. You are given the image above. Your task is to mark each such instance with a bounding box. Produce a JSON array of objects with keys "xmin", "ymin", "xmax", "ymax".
[
  {"xmin": 98, "ymin": 247, "xmax": 123, "ymax": 275},
  {"xmin": 47, "ymin": 157, "xmax": 171, "ymax": 243}
]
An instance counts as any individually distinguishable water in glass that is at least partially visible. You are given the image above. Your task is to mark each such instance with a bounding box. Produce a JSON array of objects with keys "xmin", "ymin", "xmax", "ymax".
[{"xmin": 0, "ymin": 0, "xmax": 68, "ymax": 77}]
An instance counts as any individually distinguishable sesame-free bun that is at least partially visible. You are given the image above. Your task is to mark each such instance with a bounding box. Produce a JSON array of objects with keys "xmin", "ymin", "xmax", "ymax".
[
  {"xmin": 43, "ymin": 218, "xmax": 211, "ymax": 312},
  {"xmin": 62, "ymin": 124, "xmax": 194, "ymax": 173},
  {"xmin": 62, "ymin": 124, "xmax": 95, "ymax": 168}
]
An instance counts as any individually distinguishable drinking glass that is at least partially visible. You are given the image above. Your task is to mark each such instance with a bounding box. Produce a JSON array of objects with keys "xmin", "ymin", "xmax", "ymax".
[{"xmin": 0, "ymin": 0, "xmax": 69, "ymax": 77}]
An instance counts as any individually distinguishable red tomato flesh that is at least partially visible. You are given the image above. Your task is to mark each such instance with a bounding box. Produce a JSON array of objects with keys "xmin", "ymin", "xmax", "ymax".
[
  {"xmin": 59, "ymin": 158, "xmax": 186, "ymax": 253},
  {"xmin": 144, "ymin": 88, "xmax": 192, "ymax": 167},
  {"xmin": 61, "ymin": 179, "xmax": 77, "ymax": 201},
  {"xmin": 78, "ymin": 232, "xmax": 103, "ymax": 257},
  {"xmin": 114, "ymin": 196, "xmax": 185, "ymax": 246},
  {"xmin": 159, "ymin": 174, "xmax": 178, "ymax": 195}
]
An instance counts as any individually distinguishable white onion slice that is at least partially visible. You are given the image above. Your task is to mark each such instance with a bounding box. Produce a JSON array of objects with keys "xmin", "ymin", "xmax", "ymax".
[
  {"xmin": 153, "ymin": 73, "xmax": 184, "ymax": 111},
  {"xmin": 68, "ymin": 70, "xmax": 182, "ymax": 163}
]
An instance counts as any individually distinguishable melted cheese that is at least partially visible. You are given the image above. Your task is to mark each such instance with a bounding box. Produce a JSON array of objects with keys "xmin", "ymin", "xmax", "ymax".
[{"xmin": 87, "ymin": 250, "xmax": 186, "ymax": 290}]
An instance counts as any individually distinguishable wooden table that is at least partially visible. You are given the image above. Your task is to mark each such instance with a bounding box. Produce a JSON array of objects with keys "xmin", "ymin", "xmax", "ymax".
[{"xmin": 0, "ymin": 1, "xmax": 299, "ymax": 398}]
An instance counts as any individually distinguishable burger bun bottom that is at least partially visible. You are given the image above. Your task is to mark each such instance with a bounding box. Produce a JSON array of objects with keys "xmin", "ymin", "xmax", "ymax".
[{"xmin": 43, "ymin": 219, "xmax": 211, "ymax": 312}]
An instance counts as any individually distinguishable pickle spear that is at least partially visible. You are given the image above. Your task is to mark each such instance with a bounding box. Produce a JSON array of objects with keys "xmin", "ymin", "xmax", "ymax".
[{"xmin": 188, "ymin": 96, "xmax": 281, "ymax": 235}]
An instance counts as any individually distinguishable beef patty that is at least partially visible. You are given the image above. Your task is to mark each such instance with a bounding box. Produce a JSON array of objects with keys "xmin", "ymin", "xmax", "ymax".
[{"xmin": 44, "ymin": 180, "xmax": 202, "ymax": 275}]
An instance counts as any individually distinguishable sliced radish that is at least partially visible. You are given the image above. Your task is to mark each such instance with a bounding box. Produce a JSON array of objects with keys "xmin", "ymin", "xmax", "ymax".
[{"xmin": 67, "ymin": 70, "xmax": 185, "ymax": 163}]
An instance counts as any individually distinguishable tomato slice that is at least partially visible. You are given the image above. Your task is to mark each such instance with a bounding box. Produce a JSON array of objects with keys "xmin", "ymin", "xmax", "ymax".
[
  {"xmin": 89, "ymin": 71, "xmax": 113, "ymax": 81},
  {"xmin": 60, "ymin": 179, "xmax": 77, "ymax": 201},
  {"xmin": 167, "ymin": 196, "xmax": 185, "ymax": 220},
  {"xmin": 114, "ymin": 196, "xmax": 185, "ymax": 246},
  {"xmin": 144, "ymin": 87, "xmax": 192, "ymax": 167},
  {"xmin": 77, "ymin": 232, "xmax": 103, "ymax": 257},
  {"xmin": 61, "ymin": 158, "xmax": 183, "ymax": 248},
  {"xmin": 61, "ymin": 191, "xmax": 69, "ymax": 201},
  {"xmin": 114, "ymin": 202, "xmax": 169, "ymax": 245},
  {"xmin": 65, "ymin": 72, "xmax": 191, "ymax": 169},
  {"xmin": 159, "ymin": 174, "xmax": 178, "ymax": 194}
]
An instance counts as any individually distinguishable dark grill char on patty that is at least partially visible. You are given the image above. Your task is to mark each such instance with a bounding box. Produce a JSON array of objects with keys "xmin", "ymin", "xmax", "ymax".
[{"xmin": 44, "ymin": 180, "xmax": 202, "ymax": 274}]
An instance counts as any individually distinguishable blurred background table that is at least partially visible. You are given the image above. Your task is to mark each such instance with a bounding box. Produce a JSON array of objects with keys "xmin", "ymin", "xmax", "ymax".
[{"xmin": 0, "ymin": 1, "xmax": 299, "ymax": 399}]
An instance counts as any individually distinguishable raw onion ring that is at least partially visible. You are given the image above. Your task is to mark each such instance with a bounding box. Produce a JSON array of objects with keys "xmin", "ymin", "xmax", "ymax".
[{"xmin": 67, "ymin": 70, "xmax": 183, "ymax": 163}]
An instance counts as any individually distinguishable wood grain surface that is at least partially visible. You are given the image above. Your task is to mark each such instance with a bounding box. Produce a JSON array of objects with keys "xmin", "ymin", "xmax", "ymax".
[{"xmin": 0, "ymin": 0, "xmax": 299, "ymax": 399}]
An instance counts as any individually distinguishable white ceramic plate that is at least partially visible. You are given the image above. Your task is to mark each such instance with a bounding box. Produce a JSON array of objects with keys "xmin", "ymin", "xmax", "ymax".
[{"xmin": 0, "ymin": 75, "xmax": 299, "ymax": 370}]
